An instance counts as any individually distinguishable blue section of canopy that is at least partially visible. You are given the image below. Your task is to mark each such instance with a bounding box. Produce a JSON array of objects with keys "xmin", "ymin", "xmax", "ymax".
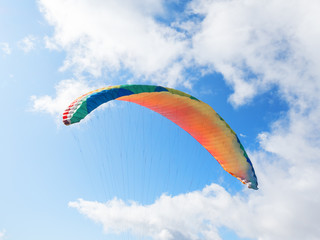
[
  {"xmin": 87, "ymin": 88, "xmax": 134, "ymax": 113},
  {"xmin": 155, "ymin": 86, "xmax": 169, "ymax": 92}
]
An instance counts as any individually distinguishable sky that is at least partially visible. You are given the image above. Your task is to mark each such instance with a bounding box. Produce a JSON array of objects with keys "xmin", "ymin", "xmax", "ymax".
[{"xmin": 1, "ymin": 0, "xmax": 320, "ymax": 239}]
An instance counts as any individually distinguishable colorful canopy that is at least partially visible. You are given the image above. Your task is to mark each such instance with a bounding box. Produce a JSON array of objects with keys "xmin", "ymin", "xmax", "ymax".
[{"xmin": 63, "ymin": 84, "xmax": 258, "ymax": 189}]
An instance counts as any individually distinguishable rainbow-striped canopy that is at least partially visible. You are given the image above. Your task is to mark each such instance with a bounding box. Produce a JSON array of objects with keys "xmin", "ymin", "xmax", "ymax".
[{"xmin": 63, "ymin": 84, "xmax": 258, "ymax": 189}]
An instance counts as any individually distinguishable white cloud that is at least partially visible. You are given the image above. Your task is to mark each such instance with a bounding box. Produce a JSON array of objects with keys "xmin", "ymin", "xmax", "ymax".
[
  {"xmin": 0, "ymin": 229, "xmax": 5, "ymax": 240},
  {"xmin": 69, "ymin": 185, "xmax": 231, "ymax": 240},
  {"xmin": 190, "ymin": 0, "xmax": 320, "ymax": 107},
  {"xmin": 38, "ymin": 0, "xmax": 190, "ymax": 86},
  {"xmin": 0, "ymin": 42, "xmax": 11, "ymax": 55},
  {"xmin": 30, "ymin": 79, "xmax": 98, "ymax": 122},
  {"xmin": 18, "ymin": 35, "xmax": 36, "ymax": 53}
]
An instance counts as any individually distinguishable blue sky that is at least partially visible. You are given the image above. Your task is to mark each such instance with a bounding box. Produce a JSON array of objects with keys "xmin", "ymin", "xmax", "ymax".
[{"xmin": 1, "ymin": 0, "xmax": 320, "ymax": 239}]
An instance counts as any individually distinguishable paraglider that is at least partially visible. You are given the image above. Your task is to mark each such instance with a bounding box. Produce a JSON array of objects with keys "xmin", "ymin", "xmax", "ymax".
[{"xmin": 63, "ymin": 84, "xmax": 258, "ymax": 189}]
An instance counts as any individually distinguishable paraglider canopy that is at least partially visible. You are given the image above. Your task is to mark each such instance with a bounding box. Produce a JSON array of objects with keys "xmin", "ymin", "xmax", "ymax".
[{"xmin": 63, "ymin": 84, "xmax": 258, "ymax": 190}]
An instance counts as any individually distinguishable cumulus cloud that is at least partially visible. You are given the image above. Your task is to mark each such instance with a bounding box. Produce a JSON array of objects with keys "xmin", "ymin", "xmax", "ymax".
[
  {"xmin": 30, "ymin": 79, "xmax": 97, "ymax": 122},
  {"xmin": 69, "ymin": 184, "xmax": 232, "ymax": 240},
  {"xmin": 39, "ymin": 0, "xmax": 190, "ymax": 87},
  {"xmin": 190, "ymin": 0, "xmax": 320, "ymax": 107},
  {"xmin": 0, "ymin": 42, "xmax": 11, "ymax": 55},
  {"xmin": 18, "ymin": 35, "xmax": 36, "ymax": 53}
]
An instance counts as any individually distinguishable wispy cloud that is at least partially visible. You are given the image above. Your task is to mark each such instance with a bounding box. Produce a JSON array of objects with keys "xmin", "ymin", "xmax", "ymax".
[
  {"xmin": 30, "ymin": 79, "xmax": 98, "ymax": 123},
  {"xmin": 0, "ymin": 229, "xmax": 6, "ymax": 240},
  {"xmin": 0, "ymin": 42, "xmax": 11, "ymax": 55},
  {"xmin": 18, "ymin": 35, "xmax": 36, "ymax": 53}
]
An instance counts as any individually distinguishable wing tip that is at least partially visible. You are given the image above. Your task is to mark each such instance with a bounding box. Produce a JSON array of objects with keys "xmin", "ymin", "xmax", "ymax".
[
  {"xmin": 247, "ymin": 181, "xmax": 259, "ymax": 190},
  {"xmin": 63, "ymin": 119, "xmax": 71, "ymax": 125}
]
